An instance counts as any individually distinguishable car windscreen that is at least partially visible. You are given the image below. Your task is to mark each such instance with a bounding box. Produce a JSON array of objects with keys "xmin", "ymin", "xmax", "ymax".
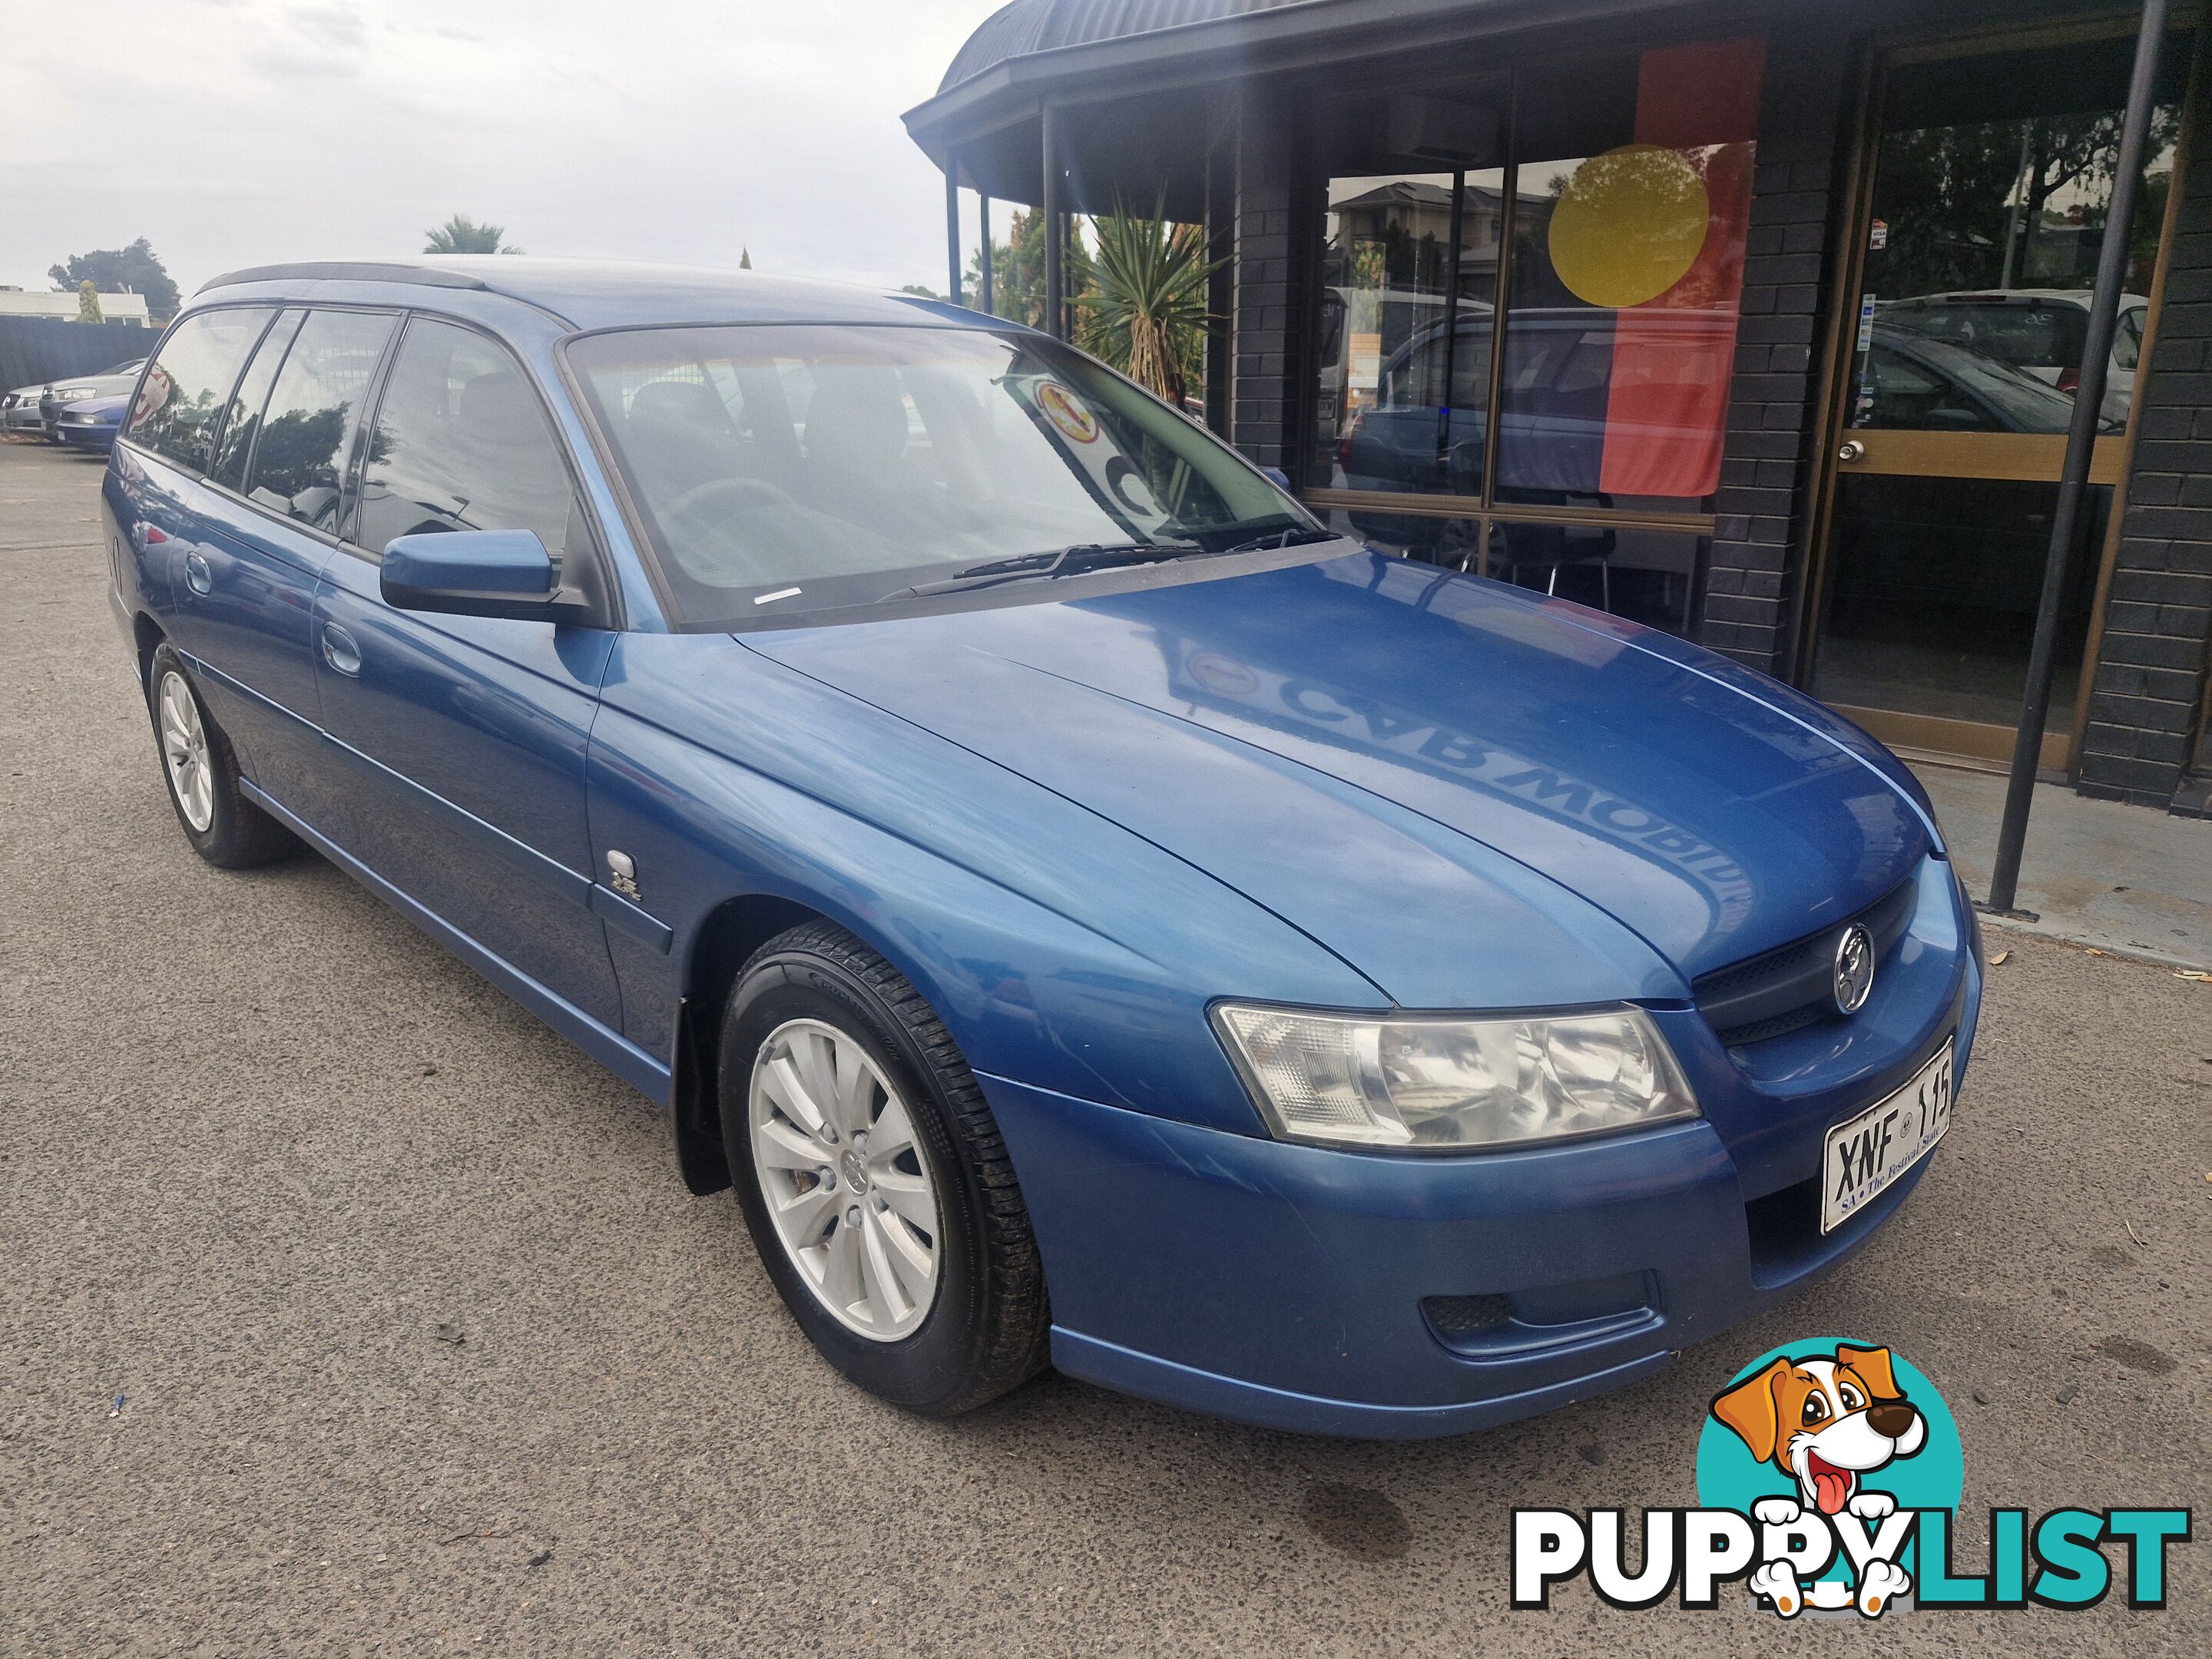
[
  {"xmin": 1881, "ymin": 300, "xmax": 2087, "ymax": 376},
  {"xmin": 567, "ymin": 323, "xmax": 1308, "ymax": 624},
  {"xmin": 1901, "ymin": 333, "xmax": 2105, "ymax": 432}
]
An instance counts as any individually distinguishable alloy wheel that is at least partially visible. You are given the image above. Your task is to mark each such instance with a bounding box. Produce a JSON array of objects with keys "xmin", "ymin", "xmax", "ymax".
[
  {"xmin": 157, "ymin": 670, "xmax": 215, "ymax": 833},
  {"xmin": 747, "ymin": 1018, "xmax": 942, "ymax": 1341}
]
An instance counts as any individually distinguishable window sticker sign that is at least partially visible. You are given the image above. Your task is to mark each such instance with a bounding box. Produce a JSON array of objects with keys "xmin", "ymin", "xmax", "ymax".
[
  {"xmin": 1015, "ymin": 374, "xmax": 1170, "ymax": 535},
  {"xmin": 1036, "ymin": 381, "xmax": 1098, "ymax": 444}
]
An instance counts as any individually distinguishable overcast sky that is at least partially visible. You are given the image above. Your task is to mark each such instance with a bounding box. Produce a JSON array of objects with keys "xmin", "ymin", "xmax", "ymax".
[{"xmin": 0, "ymin": 0, "xmax": 999, "ymax": 298}]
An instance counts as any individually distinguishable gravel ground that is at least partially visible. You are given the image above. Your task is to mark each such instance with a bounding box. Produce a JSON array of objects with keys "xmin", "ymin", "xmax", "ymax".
[{"xmin": 2, "ymin": 437, "xmax": 2206, "ymax": 1656}]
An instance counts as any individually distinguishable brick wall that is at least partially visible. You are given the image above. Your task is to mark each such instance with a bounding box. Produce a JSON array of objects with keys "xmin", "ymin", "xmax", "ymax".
[
  {"xmin": 1698, "ymin": 41, "xmax": 1851, "ymax": 679},
  {"xmin": 1230, "ymin": 91, "xmax": 1303, "ymax": 472},
  {"xmin": 2078, "ymin": 67, "xmax": 2212, "ymax": 810}
]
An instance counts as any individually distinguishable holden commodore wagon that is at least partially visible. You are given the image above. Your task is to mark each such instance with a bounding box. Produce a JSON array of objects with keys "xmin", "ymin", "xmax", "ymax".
[{"xmin": 103, "ymin": 257, "xmax": 1978, "ymax": 1436}]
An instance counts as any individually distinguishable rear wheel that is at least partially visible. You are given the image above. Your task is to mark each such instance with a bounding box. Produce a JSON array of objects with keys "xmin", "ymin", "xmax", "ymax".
[
  {"xmin": 720, "ymin": 921, "xmax": 1049, "ymax": 1416},
  {"xmin": 145, "ymin": 644, "xmax": 296, "ymax": 868}
]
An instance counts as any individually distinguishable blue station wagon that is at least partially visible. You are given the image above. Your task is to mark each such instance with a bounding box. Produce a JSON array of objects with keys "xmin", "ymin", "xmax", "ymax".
[{"xmin": 103, "ymin": 258, "xmax": 1979, "ymax": 1436}]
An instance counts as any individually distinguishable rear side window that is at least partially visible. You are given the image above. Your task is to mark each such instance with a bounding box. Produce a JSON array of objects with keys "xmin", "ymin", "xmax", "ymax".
[
  {"xmin": 353, "ymin": 317, "xmax": 581, "ymax": 563},
  {"xmin": 128, "ymin": 309, "xmax": 272, "ymax": 473},
  {"xmin": 212, "ymin": 309, "xmax": 305, "ymax": 490},
  {"xmin": 243, "ymin": 309, "xmax": 397, "ymax": 535}
]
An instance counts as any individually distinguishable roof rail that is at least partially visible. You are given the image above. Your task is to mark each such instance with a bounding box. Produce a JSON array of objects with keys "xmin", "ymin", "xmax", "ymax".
[{"xmin": 197, "ymin": 260, "xmax": 490, "ymax": 294}]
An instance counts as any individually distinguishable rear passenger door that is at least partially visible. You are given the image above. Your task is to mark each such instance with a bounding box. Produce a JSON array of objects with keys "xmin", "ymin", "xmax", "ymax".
[
  {"xmin": 198, "ymin": 306, "xmax": 402, "ymax": 811},
  {"xmin": 117, "ymin": 306, "xmax": 314, "ymax": 783},
  {"xmin": 313, "ymin": 314, "xmax": 623, "ymax": 1029}
]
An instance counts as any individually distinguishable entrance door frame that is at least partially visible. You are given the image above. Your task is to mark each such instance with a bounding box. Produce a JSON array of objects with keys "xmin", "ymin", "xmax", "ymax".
[{"xmin": 1797, "ymin": 6, "xmax": 2204, "ymax": 774}]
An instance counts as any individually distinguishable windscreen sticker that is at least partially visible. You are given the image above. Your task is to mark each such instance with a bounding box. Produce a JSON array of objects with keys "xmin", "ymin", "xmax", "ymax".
[{"xmin": 1036, "ymin": 382, "xmax": 1099, "ymax": 444}]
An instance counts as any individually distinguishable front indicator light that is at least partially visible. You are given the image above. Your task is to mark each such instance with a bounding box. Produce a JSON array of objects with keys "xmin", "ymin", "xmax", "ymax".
[{"xmin": 1210, "ymin": 1003, "xmax": 1698, "ymax": 1151}]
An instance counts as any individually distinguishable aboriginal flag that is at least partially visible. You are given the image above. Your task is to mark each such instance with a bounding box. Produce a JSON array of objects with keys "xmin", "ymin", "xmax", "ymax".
[{"xmin": 1499, "ymin": 37, "xmax": 1766, "ymax": 502}]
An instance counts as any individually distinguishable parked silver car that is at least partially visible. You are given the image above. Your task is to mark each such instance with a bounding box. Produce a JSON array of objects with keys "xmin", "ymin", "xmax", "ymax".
[{"xmin": 3, "ymin": 357, "xmax": 147, "ymax": 437}]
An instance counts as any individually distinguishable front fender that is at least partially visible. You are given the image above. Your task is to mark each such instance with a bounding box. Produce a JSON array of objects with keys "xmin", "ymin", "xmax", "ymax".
[{"xmin": 585, "ymin": 634, "xmax": 1388, "ymax": 1137}]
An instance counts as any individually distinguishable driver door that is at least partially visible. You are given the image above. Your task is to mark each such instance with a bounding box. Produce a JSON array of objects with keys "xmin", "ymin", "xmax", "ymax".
[{"xmin": 314, "ymin": 313, "xmax": 622, "ymax": 1028}]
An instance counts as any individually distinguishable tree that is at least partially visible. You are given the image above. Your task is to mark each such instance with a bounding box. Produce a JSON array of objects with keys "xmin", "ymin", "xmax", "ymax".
[
  {"xmin": 899, "ymin": 283, "xmax": 941, "ymax": 300},
  {"xmin": 48, "ymin": 238, "xmax": 179, "ymax": 320},
  {"xmin": 1078, "ymin": 198, "xmax": 1219, "ymax": 405},
  {"xmin": 76, "ymin": 280, "xmax": 104, "ymax": 324},
  {"xmin": 968, "ymin": 207, "xmax": 1094, "ymax": 332},
  {"xmin": 423, "ymin": 214, "xmax": 520, "ymax": 254},
  {"xmin": 740, "ymin": 247, "xmax": 753, "ymax": 270},
  {"xmin": 1874, "ymin": 109, "xmax": 2183, "ymax": 300}
]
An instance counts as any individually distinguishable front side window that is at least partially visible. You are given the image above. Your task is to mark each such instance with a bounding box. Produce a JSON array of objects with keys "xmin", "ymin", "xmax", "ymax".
[
  {"xmin": 568, "ymin": 323, "xmax": 1304, "ymax": 625},
  {"xmin": 127, "ymin": 308, "xmax": 272, "ymax": 473},
  {"xmin": 243, "ymin": 309, "xmax": 396, "ymax": 535},
  {"xmin": 355, "ymin": 318, "xmax": 581, "ymax": 563}
]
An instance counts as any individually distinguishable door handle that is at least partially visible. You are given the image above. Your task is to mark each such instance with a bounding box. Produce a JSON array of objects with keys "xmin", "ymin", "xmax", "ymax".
[
  {"xmin": 1836, "ymin": 439, "xmax": 1867, "ymax": 463},
  {"xmin": 182, "ymin": 550, "xmax": 213, "ymax": 594},
  {"xmin": 321, "ymin": 622, "xmax": 362, "ymax": 677}
]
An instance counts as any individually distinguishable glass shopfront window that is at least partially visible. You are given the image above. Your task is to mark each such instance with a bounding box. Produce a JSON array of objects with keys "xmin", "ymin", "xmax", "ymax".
[
  {"xmin": 1302, "ymin": 40, "xmax": 1765, "ymax": 636},
  {"xmin": 1315, "ymin": 166, "xmax": 1505, "ymax": 502}
]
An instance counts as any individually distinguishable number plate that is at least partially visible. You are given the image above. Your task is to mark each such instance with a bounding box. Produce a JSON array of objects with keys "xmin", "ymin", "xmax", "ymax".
[{"xmin": 1820, "ymin": 1038, "xmax": 1953, "ymax": 1234}]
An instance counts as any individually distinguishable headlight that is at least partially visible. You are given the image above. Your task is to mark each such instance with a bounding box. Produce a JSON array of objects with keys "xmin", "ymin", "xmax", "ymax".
[
  {"xmin": 1210, "ymin": 1003, "xmax": 1698, "ymax": 1151},
  {"xmin": 54, "ymin": 386, "xmax": 97, "ymax": 402}
]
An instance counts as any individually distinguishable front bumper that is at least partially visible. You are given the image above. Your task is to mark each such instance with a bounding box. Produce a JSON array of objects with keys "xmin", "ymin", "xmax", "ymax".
[
  {"xmin": 982, "ymin": 856, "xmax": 1980, "ymax": 1438},
  {"xmin": 55, "ymin": 419, "xmax": 119, "ymax": 451}
]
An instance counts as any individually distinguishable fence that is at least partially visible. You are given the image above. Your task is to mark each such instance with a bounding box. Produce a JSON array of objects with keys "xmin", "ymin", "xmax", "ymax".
[{"xmin": 0, "ymin": 316, "xmax": 158, "ymax": 396}]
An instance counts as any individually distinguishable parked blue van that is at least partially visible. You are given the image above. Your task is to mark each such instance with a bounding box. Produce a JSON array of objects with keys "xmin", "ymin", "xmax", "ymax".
[{"xmin": 104, "ymin": 258, "xmax": 1978, "ymax": 1436}]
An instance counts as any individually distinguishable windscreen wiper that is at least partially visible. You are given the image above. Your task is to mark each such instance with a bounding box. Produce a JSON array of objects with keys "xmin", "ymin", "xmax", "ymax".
[
  {"xmin": 890, "ymin": 540, "xmax": 1201, "ymax": 598},
  {"xmin": 1218, "ymin": 526, "xmax": 1342, "ymax": 555}
]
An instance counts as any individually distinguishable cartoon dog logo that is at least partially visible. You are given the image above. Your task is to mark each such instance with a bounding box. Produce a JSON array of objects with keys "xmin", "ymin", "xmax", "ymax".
[{"xmin": 1710, "ymin": 1343, "xmax": 1926, "ymax": 1615}]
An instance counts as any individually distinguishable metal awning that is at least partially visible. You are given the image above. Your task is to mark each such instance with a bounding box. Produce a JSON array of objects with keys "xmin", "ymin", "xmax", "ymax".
[{"xmin": 904, "ymin": 0, "xmax": 1661, "ymax": 204}]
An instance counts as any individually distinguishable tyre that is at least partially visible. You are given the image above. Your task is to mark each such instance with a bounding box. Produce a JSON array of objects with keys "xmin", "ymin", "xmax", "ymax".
[
  {"xmin": 720, "ymin": 921, "xmax": 1050, "ymax": 1416},
  {"xmin": 144, "ymin": 643, "xmax": 297, "ymax": 869}
]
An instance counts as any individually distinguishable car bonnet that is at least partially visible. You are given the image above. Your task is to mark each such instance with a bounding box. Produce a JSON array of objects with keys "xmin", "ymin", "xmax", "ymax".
[{"xmin": 743, "ymin": 551, "xmax": 1932, "ymax": 1007}]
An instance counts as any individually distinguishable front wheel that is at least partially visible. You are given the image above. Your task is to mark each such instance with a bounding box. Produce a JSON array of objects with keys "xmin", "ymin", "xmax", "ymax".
[{"xmin": 720, "ymin": 922, "xmax": 1049, "ymax": 1416}]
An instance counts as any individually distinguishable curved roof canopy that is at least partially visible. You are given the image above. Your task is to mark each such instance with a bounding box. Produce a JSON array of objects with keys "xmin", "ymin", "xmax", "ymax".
[
  {"xmin": 937, "ymin": 0, "xmax": 1304, "ymax": 96},
  {"xmin": 906, "ymin": 0, "xmax": 1574, "ymax": 213}
]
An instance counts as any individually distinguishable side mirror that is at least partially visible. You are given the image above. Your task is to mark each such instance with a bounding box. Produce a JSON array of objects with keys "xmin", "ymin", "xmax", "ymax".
[
  {"xmin": 380, "ymin": 529, "xmax": 585, "ymax": 623},
  {"xmin": 1261, "ymin": 466, "xmax": 1292, "ymax": 490}
]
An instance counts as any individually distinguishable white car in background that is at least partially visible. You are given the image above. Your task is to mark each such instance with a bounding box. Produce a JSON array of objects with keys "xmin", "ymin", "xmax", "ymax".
[
  {"xmin": 1879, "ymin": 290, "xmax": 2149, "ymax": 427},
  {"xmin": 1, "ymin": 384, "xmax": 54, "ymax": 432}
]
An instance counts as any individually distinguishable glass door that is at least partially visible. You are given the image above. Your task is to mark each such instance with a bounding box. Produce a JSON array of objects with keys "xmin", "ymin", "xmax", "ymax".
[{"xmin": 1808, "ymin": 27, "xmax": 2186, "ymax": 768}]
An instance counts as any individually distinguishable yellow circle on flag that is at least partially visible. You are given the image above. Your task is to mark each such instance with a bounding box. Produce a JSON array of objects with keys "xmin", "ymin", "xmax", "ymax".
[{"xmin": 1547, "ymin": 144, "xmax": 1710, "ymax": 309}]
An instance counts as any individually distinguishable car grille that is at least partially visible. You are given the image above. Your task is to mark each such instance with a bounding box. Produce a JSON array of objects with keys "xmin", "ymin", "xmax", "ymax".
[
  {"xmin": 1422, "ymin": 1293, "xmax": 1510, "ymax": 1337},
  {"xmin": 1693, "ymin": 877, "xmax": 1918, "ymax": 1048}
]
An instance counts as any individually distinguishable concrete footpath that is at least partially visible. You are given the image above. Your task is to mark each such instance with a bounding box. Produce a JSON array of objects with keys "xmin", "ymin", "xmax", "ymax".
[{"xmin": 1912, "ymin": 763, "xmax": 2212, "ymax": 970}]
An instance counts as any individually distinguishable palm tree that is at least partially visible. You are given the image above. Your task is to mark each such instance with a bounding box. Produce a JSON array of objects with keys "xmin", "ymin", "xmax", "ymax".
[
  {"xmin": 1079, "ymin": 198, "xmax": 1218, "ymax": 406},
  {"xmin": 423, "ymin": 214, "xmax": 520, "ymax": 255}
]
